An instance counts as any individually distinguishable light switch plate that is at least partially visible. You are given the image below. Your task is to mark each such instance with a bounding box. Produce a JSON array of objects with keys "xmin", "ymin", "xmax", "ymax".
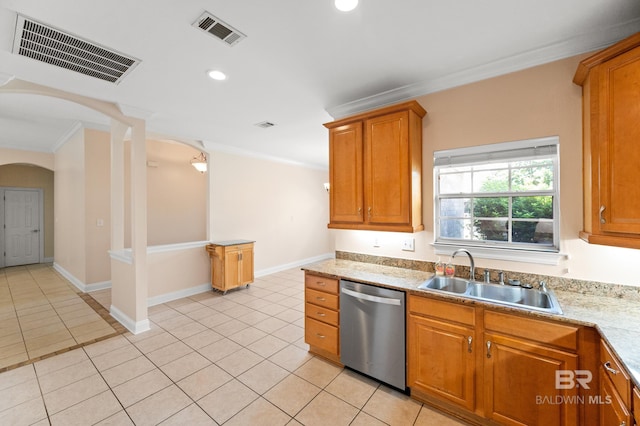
[{"xmin": 401, "ymin": 238, "xmax": 415, "ymax": 251}]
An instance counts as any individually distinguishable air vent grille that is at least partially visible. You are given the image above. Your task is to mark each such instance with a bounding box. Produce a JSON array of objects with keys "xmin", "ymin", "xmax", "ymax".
[
  {"xmin": 192, "ymin": 12, "xmax": 246, "ymax": 46},
  {"xmin": 12, "ymin": 15, "xmax": 139, "ymax": 84}
]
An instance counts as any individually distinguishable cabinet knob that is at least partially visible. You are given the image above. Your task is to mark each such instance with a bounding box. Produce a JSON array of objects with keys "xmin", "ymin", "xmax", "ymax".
[{"xmin": 599, "ymin": 205, "xmax": 606, "ymax": 224}]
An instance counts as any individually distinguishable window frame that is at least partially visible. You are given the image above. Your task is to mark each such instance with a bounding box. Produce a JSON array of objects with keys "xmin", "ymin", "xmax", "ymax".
[{"xmin": 433, "ymin": 136, "xmax": 564, "ymax": 264}]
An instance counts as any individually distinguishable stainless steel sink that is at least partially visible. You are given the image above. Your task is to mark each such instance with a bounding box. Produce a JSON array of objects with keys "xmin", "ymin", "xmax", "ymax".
[
  {"xmin": 418, "ymin": 276, "xmax": 469, "ymax": 294},
  {"xmin": 418, "ymin": 278, "xmax": 563, "ymax": 314}
]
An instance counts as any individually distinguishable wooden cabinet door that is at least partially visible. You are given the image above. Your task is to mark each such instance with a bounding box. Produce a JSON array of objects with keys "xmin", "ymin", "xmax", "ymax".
[
  {"xmin": 483, "ymin": 332, "xmax": 579, "ymax": 426},
  {"xmin": 599, "ymin": 371, "xmax": 632, "ymax": 426},
  {"xmin": 408, "ymin": 314, "xmax": 475, "ymax": 411},
  {"xmin": 329, "ymin": 122, "xmax": 364, "ymax": 224},
  {"xmin": 223, "ymin": 248, "xmax": 241, "ymax": 288},
  {"xmin": 239, "ymin": 245, "xmax": 254, "ymax": 285},
  {"xmin": 364, "ymin": 111, "xmax": 410, "ymax": 225},
  {"xmin": 597, "ymin": 46, "xmax": 640, "ymax": 235}
]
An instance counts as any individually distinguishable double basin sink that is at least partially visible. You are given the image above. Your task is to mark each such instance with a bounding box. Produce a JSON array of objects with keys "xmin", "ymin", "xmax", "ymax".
[{"xmin": 418, "ymin": 276, "xmax": 563, "ymax": 315}]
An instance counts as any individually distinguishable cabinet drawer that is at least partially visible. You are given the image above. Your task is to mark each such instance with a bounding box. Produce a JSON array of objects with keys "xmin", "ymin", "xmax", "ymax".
[
  {"xmin": 305, "ymin": 274, "xmax": 339, "ymax": 294},
  {"xmin": 305, "ymin": 302, "xmax": 339, "ymax": 326},
  {"xmin": 305, "ymin": 317, "xmax": 338, "ymax": 355},
  {"xmin": 484, "ymin": 310, "xmax": 578, "ymax": 351},
  {"xmin": 305, "ymin": 288, "xmax": 339, "ymax": 310},
  {"xmin": 408, "ymin": 294, "xmax": 475, "ymax": 326},
  {"xmin": 600, "ymin": 339, "xmax": 631, "ymax": 407}
]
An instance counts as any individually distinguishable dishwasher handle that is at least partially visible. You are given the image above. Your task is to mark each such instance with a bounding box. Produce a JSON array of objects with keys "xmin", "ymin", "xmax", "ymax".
[{"xmin": 341, "ymin": 287, "xmax": 402, "ymax": 306}]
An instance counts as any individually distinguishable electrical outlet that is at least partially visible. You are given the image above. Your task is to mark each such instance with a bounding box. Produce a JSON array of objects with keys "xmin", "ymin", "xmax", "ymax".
[
  {"xmin": 373, "ymin": 237, "xmax": 380, "ymax": 248},
  {"xmin": 401, "ymin": 238, "xmax": 415, "ymax": 251}
]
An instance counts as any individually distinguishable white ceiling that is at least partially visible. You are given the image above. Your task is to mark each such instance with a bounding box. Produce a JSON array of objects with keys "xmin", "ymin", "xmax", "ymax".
[{"xmin": 1, "ymin": 0, "xmax": 639, "ymax": 169}]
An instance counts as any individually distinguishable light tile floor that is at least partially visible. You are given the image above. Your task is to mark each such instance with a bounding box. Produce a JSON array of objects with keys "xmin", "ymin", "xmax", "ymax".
[
  {"xmin": 0, "ymin": 266, "xmax": 470, "ymax": 425},
  {"xmin": 0, "ymin": 264, "xmax": 123, "ymax": 371}
]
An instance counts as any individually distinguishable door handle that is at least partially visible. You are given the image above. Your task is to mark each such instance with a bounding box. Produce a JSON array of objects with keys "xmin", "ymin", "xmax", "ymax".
[
  {"xmin": 32, "ymin": 229, "xmax": 39, "ymax": 233},
  {"xmin": 341, "ymin": 287, "xmax": 402, "ymax": 305}
]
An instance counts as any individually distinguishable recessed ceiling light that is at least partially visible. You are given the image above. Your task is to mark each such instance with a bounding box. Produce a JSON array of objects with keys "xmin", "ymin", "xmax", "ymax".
[
  {"xmin": 207, "ymin": 70, "xmax": 227, "ymax": 80},
  {"xmin": 335, "ymin": 0, "xmax": 358, "ymax": 12}
]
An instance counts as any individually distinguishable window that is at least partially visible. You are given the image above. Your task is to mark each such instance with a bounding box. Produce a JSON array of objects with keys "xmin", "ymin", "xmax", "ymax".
[{"xmin": 434, "ymin": 137, "xmax": 559, "ymax": 257}]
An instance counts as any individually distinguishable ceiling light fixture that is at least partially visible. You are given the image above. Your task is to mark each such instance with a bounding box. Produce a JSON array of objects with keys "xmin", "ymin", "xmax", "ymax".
[
  {"xmin": 191, "ymin": 152, "xmax": 208, "ymax": 173},
  {"xmin": 207, "ymin": 70, "xmax": 227, "ymax": 80},
  {"xmin": 335, "ymin": 0, "xmax": 358, "ymax": 12}
]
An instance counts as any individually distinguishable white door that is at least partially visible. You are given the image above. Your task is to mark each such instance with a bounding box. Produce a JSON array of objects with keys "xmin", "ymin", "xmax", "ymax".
[{"xmin": 4, "ymin": 189, "xmax": 41, "ymax": 267}]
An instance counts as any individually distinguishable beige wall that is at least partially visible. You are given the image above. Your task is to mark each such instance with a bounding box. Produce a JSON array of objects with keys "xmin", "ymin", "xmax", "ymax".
[
  {"xmin": 53, "ymin": 127, "xmax": 333, "ymax": 296},
  {"xmin": 334, "ymin": 53, "xmax": 640, "ymax": 287},
  {"xmin": 0, "ymin": 164, "xmax": 55, "ymax": 259},
  {"xmin": 84, "ymin": 129, "xmax": 112, "ymax": 283},
  {"xmin": 144, "ymin": 140, "xmax": 207, "ymax": 245},
  {"xmin": 54, "ymin": 128, "xmax": 86, "ymax": 282},
  {"xmin": 0, "ymin": 148, "xmax": 54, "ymax": 170},
  {"xmin": 211, "ymin": 151, "xmax": 333, "ymax": 274}
]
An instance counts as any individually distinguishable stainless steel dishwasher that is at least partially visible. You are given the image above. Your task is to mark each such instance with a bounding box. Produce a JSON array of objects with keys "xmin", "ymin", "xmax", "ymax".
[{"xmin": 340, "ymin": 279, "xmax": 406, "ymax": 391}]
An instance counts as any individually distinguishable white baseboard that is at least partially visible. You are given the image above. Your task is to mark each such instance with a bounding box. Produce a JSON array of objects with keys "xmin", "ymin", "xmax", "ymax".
[
  {"xmin": 255, "ymin": 252, "xmax": 334, "ymax": 277},
  {"xmin": 147, "ymin": 283, "xmax": 211, "ymax": 307},
  {"xmin": 53, "ymin": 262, "xmax": 88, "ymax": 292},
  {"xmin": 85, "ymin": 281, "xmax": 112, "ymax": 292},
  {"xmin": 110, "ymin": 305, "xmax": 150, "ymax": 335},
  {"xmin": 53, "ymin": 262, "xmax": 111, "ymax": 293}
]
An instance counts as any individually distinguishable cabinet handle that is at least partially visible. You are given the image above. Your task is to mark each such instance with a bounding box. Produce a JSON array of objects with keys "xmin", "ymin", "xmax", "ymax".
[
  {"xmin": 316, "ymin": 312, "xmax": 326, "ymax": 317},
  {"xmin": 599, "ymin": 205, "xmax": 606, "ymax": 224},
  {"xmin": 316, "ymin": 297, "xmax": 326, "ymax": 301},
  {"xmin": 316, "ymin": 333, "xmax": 326, "ymax": 339},
  {"xmin": 316, "ymin": 281, "xmax": 326, "ymax": 286},
  {"xmin": 467, "ymin": 336, "xmax": 473, "ymax": 353},
  {"xmin": 358, "ymin": 207, "xmax": 362, "ymax": 215},
  {"xmin": 603, "ymin": 361, "xmax": 619, "ymax": 375},
  {"xmin": 368, "ymin": 207, "xmax": 371, "ymax": 219},
  {"xmin": 620, "ymin": 422, "xmax": 626, "ymax": 426},
  {"xmin": 486, "ymin": 341, "xmax": 492, "ymax": 358}
]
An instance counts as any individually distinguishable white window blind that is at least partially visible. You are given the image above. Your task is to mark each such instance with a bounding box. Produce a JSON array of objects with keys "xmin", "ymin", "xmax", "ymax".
[{"xmin": 434, "ymin": 136, "xmax": 560, "ymax": 257}]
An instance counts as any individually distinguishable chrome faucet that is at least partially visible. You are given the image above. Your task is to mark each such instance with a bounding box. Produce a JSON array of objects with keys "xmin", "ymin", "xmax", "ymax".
[{"xmin": 451, "ymin": 249, "xmax": 475, "ymax": 281}]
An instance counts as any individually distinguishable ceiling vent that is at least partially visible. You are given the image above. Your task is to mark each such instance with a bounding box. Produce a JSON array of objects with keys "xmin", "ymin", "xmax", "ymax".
[
  {"xmin": 254, "ymin": 121, "xmax": 276, "ymax": 129},
  {"xmin": 12, "ymin": 14, "xmax": 139, "ymax": 84},
  {"xmin": 192, "ymin": 12, "xmax": 246, "ymax": 46}
]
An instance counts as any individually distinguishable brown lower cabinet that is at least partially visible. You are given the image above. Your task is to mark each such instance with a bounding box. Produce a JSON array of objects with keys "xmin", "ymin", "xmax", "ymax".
[
  {"xmin": 599, "ymin": 340, "xmax": 633, "ymax": 426},
  {"xmin": 633, "ymin": 387, "xmax": 639, "ymax": 425},
  {"xmin": 408, "ymin": 297, "xmax": 476, "ymax": 411},
  {"xmin": 205, "ymin": 241, "xmax": 254, "ymax": 293},
  {"xmin": 304, "ymin": 272, "xmax": 341, "ymax": 364},
  {"xmin": 407, "ymin": 294, "xmax": 599, "ymax": 426}
]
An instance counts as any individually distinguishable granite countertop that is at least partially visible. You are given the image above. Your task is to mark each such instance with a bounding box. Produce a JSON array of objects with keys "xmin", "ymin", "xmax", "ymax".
[
  {"xmin": 302, "ymin": 258, "xmax": 640, "ymax": 388},
  {"xmin": 207, "ymin": 239, "xmax": 255, "ymax": 246}
]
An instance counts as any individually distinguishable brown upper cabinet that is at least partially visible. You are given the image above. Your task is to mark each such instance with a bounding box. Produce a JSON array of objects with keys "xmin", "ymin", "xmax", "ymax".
[
  {"xmin": 324, "ymin": 101, "xmax": 426, "ymax": 233},
  {"xmin": 574, "ymin": 32, "xmax": 640, "ymax": 249}
]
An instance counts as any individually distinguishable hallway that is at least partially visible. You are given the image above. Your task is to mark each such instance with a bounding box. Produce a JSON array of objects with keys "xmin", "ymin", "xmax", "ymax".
[{"xmin": 0, "ymin": 264, "xmax": 124, "ymax": 371}]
